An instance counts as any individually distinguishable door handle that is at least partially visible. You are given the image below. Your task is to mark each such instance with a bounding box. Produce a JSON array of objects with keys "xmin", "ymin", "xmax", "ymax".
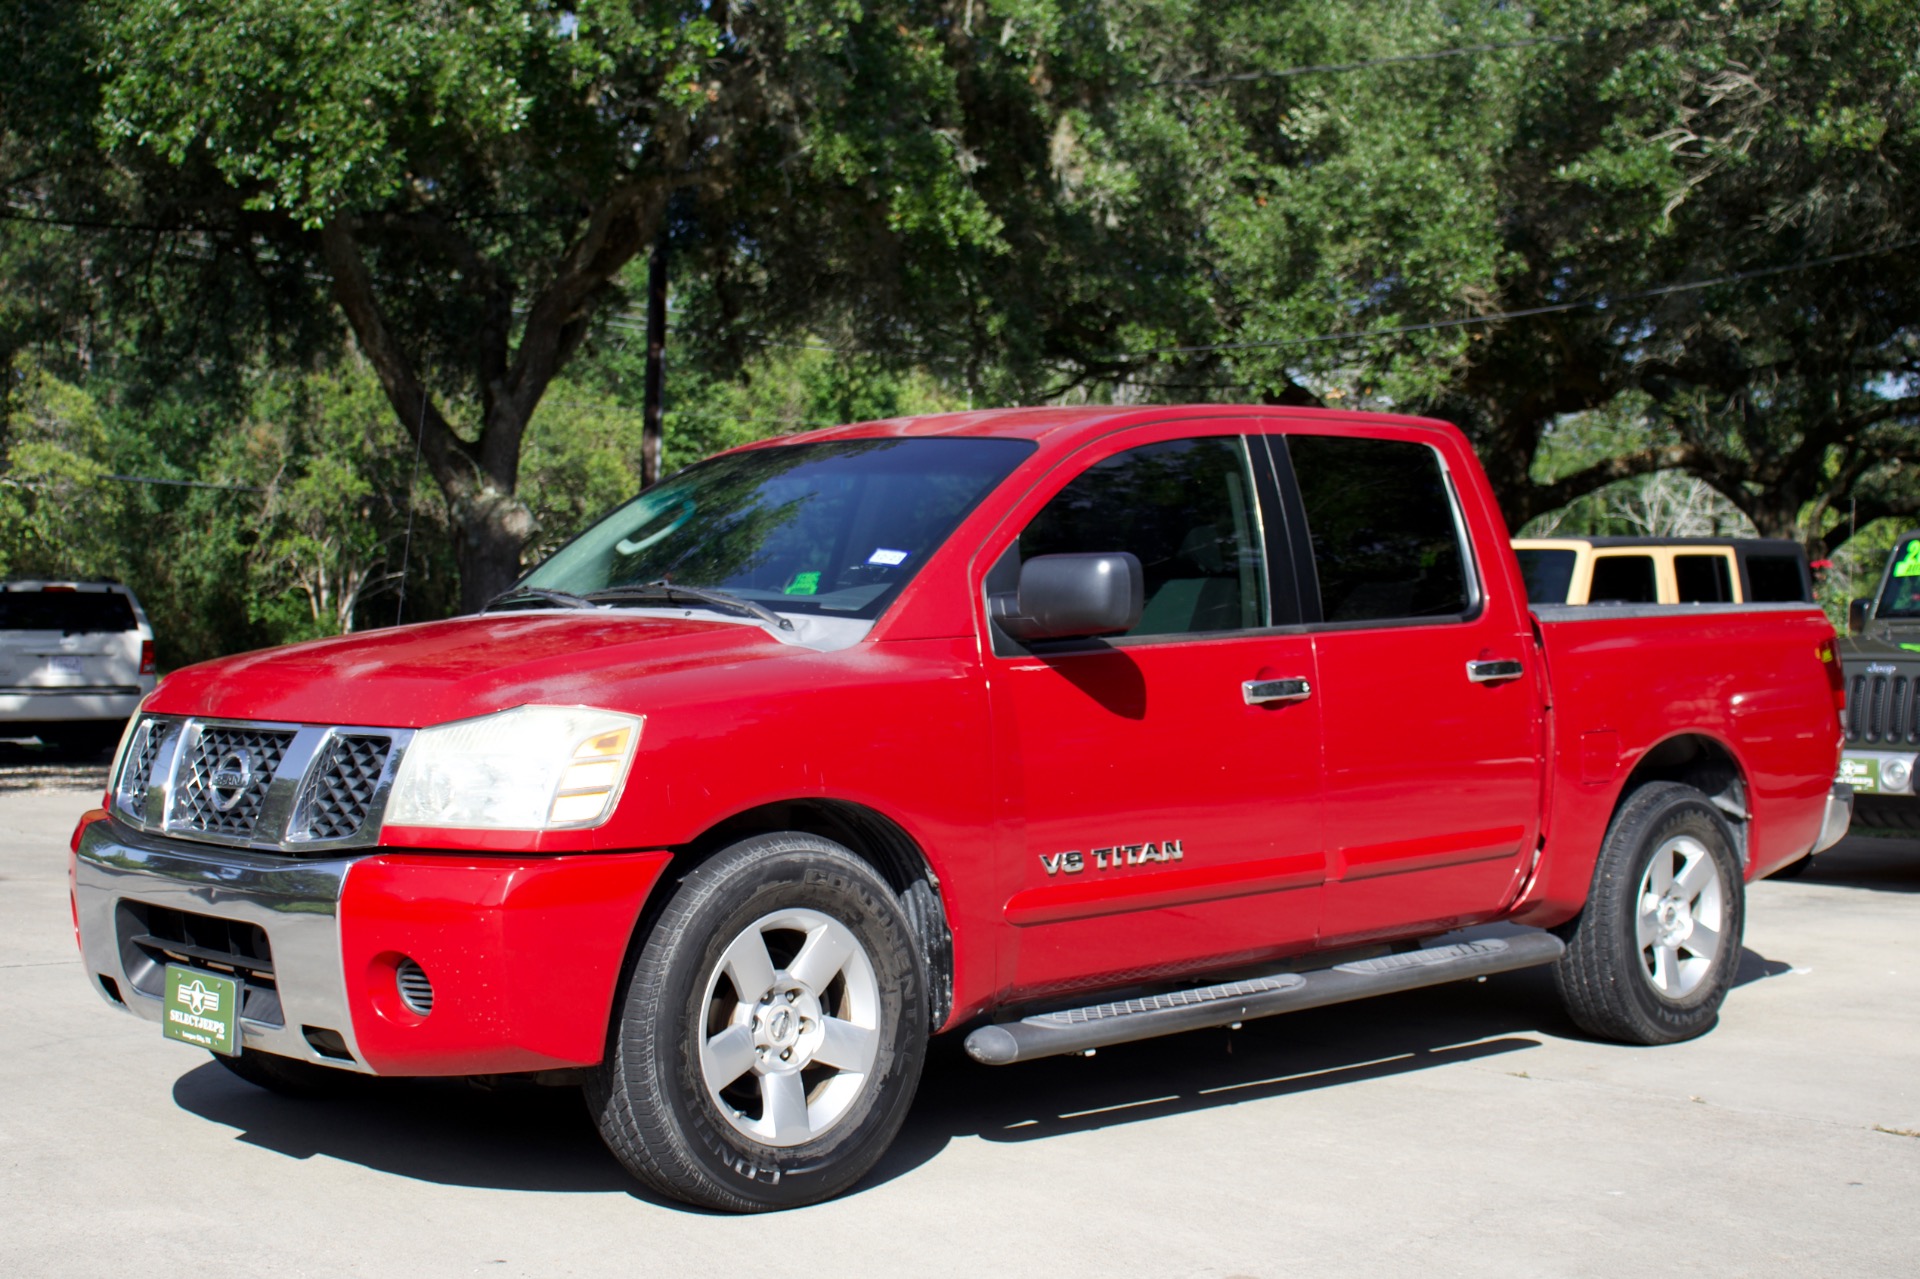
[
  {"xmin": 1466, "ymin": 659, "xmax": 1524, "ymax": 684},
  {"xmin": 1244, "ymin": 677, "xmax": 1312, "ymax": 705}
]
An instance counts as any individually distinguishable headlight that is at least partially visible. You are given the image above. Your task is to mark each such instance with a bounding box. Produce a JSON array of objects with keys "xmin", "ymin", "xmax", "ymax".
[{"xmin": 386, "ymin": 705, "xmax": 643, "ymax": 830}]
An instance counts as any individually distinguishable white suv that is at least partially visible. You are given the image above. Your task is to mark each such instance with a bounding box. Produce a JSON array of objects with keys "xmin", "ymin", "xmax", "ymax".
[{"xmin": 1, "ymin": 581, "xmax": 158, "ymax": 755}]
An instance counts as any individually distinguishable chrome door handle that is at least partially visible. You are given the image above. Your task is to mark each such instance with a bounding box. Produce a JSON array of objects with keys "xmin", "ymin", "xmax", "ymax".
[
  {"xmin": 1244, "ymin": 677, "xmax": 1312, "ymax": 705},
  {"xmin": 1466, "ymin": 659, "xmax": 1524, "ymax": 684}
]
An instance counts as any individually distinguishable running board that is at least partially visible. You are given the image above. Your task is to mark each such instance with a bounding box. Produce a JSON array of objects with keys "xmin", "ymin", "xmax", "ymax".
[{"xmin": 963, "ymin": 931, "xmax": 1566, "ymax": 1066}]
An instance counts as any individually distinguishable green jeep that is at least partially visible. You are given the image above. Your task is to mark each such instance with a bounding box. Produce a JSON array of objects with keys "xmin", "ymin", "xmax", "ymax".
[{"xmin": 1840, "ymin": 532, "xmax": 1920, "ymax": 831}]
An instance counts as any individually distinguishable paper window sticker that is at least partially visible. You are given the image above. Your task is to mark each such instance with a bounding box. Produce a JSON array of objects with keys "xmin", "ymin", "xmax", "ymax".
[
  {"xmin": 783, "ymin": 571, "xmax": 822, "ymax": 595},
  {"xmin": 867, "ymin": 548, "xmax": 910, "ymax": 566}
]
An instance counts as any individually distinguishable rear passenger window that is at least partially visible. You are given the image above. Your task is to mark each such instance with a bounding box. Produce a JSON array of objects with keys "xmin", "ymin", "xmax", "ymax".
[
  {"xmin": 1589, "ymin": 555, "xmax": 1657, "ymax": 604},
  {"xmin": 1287, "ymin": 435, "xmax": 1470, "ymax": 624},
  {"xmin": 1017, "ymin": 437, "xmax": 1267, "ymax": 636},
  {"xmin": 1674, "ymin": 554, "xmax": 1733, "ymax": 603},
  {"xmin": 1745, "ymin": 554, "xmax": 1809, "ymax": 602}
]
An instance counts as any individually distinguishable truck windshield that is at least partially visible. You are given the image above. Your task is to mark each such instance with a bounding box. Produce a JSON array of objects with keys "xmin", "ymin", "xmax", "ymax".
[
  {"xmin": 512, "ymin": 438, "xmax": 1034, "ymax": 622},
  {"xmin": 1878, "ymin": 538, "xmax": 1920, "ymax": 618}
]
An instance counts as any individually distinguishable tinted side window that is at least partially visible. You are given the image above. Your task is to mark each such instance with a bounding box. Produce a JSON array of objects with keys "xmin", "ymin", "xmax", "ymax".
[
  {"xmin": 1589, "ymin": 555, "xmax": 1657, "ymax": 604},
  {"xmin": 1674, "ymin": 554, "xmax": 1733, "ymax": 603},
  {"xmin": 1515, "ymin": 549, "xmax": 1577, "ymax": 604},
  {"xmin": 1287, "ymin": 435, "xmax": 1469, "ymax": 623},
  {"xmin": 1018, "ymin": 438, "xmax": 1266, "ymax": 636},
  {"xmin": 1745, "ymin": 554, "xmax": 1809, "ymax": 602}
]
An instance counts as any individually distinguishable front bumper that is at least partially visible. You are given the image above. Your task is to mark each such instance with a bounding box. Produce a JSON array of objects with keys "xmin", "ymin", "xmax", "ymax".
[
  {"xmin": 1837, "ymin": 748, "xmax": 1916, "ymax": 797},
  {"xmin": 73, "ymin": 817, "xmax": 672, "ymax": 1075}
]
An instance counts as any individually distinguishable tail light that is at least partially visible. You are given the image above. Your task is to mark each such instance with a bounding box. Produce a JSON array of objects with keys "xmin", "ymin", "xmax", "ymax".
[
  {"xmin": 1817, "ymin": 637, "xmax": 1846, "ymax": 723},
  {"xmin": 139, "ymin": 641, "xmax": 156, "ymax": 676}
]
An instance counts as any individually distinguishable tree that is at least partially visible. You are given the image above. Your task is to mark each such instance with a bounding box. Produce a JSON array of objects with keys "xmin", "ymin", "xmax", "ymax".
[
  {"xmin": 49, "ymin": 0, "xmax": 1052, "ymax": 610},
  {"xmin": 1035, "ymin": 1, "xmax": 1920, "ymax": 549}
]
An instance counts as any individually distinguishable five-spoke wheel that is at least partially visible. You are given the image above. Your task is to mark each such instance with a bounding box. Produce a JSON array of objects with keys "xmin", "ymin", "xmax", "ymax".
[
  {"xmin": 1554, "ymin": 781, "xmax": 1745, "ymax": 1044},
  {"xmin": 699, "ymin": 908, "xmax": 883, "ymax": 1147},
  {"xmin": 588, "ymin": 833, "xmax": 927, "ymax": 1212}
]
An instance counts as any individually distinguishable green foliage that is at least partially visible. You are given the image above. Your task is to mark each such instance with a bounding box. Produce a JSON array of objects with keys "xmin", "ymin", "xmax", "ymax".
[{"xmin": 0, "ymin": 362, "xmax": 124, "ymax": 579}]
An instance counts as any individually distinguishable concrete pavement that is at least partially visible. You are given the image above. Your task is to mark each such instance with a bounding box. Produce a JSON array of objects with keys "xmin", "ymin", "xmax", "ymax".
[{"xmin": 3, "ymin": 782, "xmax": 1915, "ymax": 1278}]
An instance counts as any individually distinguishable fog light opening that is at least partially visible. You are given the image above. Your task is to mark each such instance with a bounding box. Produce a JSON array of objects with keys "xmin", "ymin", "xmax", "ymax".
[
  {"xmin": 1883, "ymin": 758, "xmax": 1913, "ymax": 792},
  {"xmin": 395, "ymin": 957, "xmax": 435, "ymax": 1018}
]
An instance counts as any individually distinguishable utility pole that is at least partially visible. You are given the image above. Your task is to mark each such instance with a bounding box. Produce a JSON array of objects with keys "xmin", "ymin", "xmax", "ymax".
[{"xmin": 641, "ymin": 222, "xmax": 669, "ymax": 487}]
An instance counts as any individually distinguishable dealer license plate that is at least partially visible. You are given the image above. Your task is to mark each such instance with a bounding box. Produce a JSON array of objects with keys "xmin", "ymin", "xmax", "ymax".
[
  {"xmin": 1838, "ymin": 757, "xmax": 1878, "ymax": 793},
  {"xmin": 162, "ymin": 965, "xmax": 241, "ymax": 1056}
]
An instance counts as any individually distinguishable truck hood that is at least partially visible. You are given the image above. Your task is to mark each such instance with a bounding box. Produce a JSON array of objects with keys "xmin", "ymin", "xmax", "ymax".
[{"xmin": 147, "ymin": 613, "xmax": 796, "ymax": 728}]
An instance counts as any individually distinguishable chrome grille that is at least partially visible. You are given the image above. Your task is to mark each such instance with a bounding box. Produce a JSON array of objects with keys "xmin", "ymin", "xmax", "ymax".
[
  {"xmin": 301, "ymin": 735, "xmax": 394, "ymax": 840},
  {"xmin": 113, "ymin": 715, "xmax": 411, "ymax": 852},
  {"xmin": 174, "ymin": 726, "xmax": 295, "ymax": 837},
  {"xmin": 120, "ymin": 720, "xmax": 167, "ymax": 823},
  {"xmin": 1847, "ymin": 671, "xmax": 1920, "ymax": 747}
]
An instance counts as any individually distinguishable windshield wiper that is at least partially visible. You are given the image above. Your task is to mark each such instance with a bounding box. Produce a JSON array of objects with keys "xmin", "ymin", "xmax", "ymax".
[
  {"xmin": 590, "ymin": 581, "xmax": 794, "ymax": 631},
  {"xmin": 481, "ymin": 586, "xmax": 598, "ymax": 614}
]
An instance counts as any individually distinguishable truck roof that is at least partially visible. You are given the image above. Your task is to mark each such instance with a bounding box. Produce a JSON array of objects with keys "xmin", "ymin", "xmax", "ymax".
[{"xmin": 734, "ymin": 404, "xmax": 1459, "ymax": 450}]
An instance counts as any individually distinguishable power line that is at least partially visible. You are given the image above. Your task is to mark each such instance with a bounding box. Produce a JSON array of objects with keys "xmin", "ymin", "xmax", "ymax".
[
  {"xmin": 1148, "ymin": 33, "xmax": 1581, "ymax": 87},
  {"xmin": 1103, "ymin": 238, "xmax": 1920, "ymax": 364},
  {"xmin": 103, "ymin": 473, "xmax": 264, "ymax": 493}
]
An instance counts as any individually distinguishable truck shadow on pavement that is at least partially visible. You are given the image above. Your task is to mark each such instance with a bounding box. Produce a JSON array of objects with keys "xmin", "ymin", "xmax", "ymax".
[
  {"xmin": 1783, "ymin": 833, "xmax": 1920, "ymax": 895},
  {"xmin": 167, "ymin": 945, "xmax": 1795, "ymax": 1207}
]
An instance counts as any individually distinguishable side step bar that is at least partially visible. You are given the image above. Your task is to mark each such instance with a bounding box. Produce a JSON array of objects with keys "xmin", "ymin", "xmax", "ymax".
[{"xmin": 964, "ymin": 931, "xmax": 1566, "ymax": 1066}]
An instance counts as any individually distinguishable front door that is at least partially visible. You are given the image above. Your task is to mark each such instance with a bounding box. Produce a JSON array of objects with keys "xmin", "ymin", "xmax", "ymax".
[{"xmin": 983, "ymin": 426, "xmax": 1326, "ymax": 998}]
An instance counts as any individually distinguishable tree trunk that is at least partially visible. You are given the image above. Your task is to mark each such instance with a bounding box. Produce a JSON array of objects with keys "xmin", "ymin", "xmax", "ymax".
[
  {"xmin": 450, "ymin": 484, "xmax": 538, "ymax": 614},
  {"xmin": 641, "ymin": 226, "xmax": 669, "ymax": 487}
]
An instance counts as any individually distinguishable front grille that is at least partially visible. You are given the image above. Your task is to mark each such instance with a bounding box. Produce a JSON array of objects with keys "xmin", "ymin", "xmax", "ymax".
[
  {"xmin": 1847, "ymin": 672, "xmax": 1920, "ymax": 747},
  {"xmin": 120, "ymin": 720, "xmax": 167, "ymax": 822},
  {"xmin": 174, "ymin": 726, "xmax": 295, "ymax": 837},
  {"xmin": 300, "ymin": 734, "xmax": 394, "ymax": 840},
  {"xmin": 115, "ymin": 715, "xmax": 410, "ymax": 851}
]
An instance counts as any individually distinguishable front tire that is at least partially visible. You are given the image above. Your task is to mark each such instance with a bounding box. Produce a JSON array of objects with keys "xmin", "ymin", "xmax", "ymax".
[
  {"xmin": 1553, "ymin": 782, "xmax": 1745, "ymax": 1044},
  {"xmin": 588, "ymin": 833, "xmax": 928, "ymax": 1212}
]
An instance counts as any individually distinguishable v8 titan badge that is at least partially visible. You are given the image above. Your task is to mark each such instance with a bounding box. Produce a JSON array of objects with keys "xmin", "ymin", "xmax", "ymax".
[{"xmin": 162, "ymin": 965, "xmax": 241, "ymax": 1056}]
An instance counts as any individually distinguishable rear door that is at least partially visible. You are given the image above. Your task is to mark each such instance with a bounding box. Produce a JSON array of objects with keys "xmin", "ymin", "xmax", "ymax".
[
  {"xmin": 982, "ymin": 421, "xmax": 1326, "ymax": 997},
  {"xmin": 1270, "ymin": 428, "xmax": 1543, "ymax": 945}
]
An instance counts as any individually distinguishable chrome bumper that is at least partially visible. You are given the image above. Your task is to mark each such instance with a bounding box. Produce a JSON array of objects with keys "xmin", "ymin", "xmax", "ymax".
[
  {"xmin": 1812, "ymin": 783, "xmax": 1854, "ymax": 855},
  {"xmin": 73, "ymin": 818, "xmax": 372, "ymax": 1071}
]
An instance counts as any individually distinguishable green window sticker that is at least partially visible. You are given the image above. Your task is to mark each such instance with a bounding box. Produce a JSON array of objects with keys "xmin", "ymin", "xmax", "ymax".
[
  {"xmin": 1896, "ymin": 541, "xmax": 1920, "ymax": 577},
  {"xmin": 783, "ymin": 572, "xmax": 821, "ymax": 596}
]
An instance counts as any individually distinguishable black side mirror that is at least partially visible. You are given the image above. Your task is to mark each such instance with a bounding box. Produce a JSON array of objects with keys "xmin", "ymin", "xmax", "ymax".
[
  {"xmin": 994, "ymin": 552, "xmax": 1143, "ymax": 642},
  {"xmin": 1849, "ymin": 597, "xmax": 1873, "ymax": 635}
]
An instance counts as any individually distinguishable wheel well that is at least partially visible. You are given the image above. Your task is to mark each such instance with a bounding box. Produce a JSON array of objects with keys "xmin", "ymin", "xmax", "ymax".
[
  {"xmin": 1613, "ymin": 734, "xmax": 1751, "ymax": 866},
  {"xmin": 678, "ymin": 800, "xmax": 956, "ymax": 1028}
]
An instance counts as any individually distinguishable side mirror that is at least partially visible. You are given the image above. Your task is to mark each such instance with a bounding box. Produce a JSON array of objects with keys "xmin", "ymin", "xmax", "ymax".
[
  {"xmin": 994, "ymin": 552, "xmax": 1143, "ymax": 642},
  {"xmin": 1849, "ymin": 597, "xmax": 1873, "ymax": 635}
]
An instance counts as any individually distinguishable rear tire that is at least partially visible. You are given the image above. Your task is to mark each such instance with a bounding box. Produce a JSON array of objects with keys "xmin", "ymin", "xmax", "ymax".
[
  {"xmin": 587, "ymin": 833, "xmax": 928, "ymax": 1212},
  {"xmin": 1553, "ymin": 782, "xmax": 1745, "ymax": 1045}
]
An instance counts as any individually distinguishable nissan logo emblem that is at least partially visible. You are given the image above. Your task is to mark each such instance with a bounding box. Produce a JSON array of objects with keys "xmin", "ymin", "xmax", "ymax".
[{"xmin": 208, "ymin": 751, "xmax": 255, "ymax": 813}]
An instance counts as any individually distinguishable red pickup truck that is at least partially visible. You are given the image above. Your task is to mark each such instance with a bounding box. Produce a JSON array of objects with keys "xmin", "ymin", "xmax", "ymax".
[{"xmin": 70, "ymin": 406, "xmax": 1849, "ymax": 1211}]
